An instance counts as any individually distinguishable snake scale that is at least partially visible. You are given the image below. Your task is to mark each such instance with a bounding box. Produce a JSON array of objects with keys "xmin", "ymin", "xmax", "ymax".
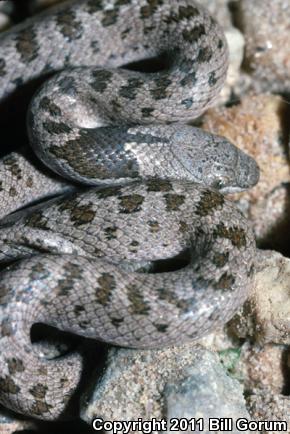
[{"xmin": 0, "ymin": 0, "xmax": 259, "ymax": 421}]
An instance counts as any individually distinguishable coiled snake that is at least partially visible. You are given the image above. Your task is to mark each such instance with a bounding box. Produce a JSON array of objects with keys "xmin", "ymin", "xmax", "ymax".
[{"xmin": 0, "ymin": 0, "xmax": 258, "ymax": 421}]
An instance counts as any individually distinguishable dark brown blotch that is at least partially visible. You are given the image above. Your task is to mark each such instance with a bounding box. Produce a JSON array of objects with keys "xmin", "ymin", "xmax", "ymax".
[
  {"xmin": 140, "ymin": 0, "xmax": 163, "ymax": 19},
  {"xmin": 178, "ymin": 5, "xmax": 199, "ymax": 19},
  {"xmin": 195, "ymin": 190, "xmax": 224, "ymax": 217},
  {"xmin": 182, "ymin": 24, "xmax": 206, "ymax": 43},
  {"xmin": 0, "ymin": 375, "xmax": 20, "ymax": 394},
  {"xmin": 119, "ymin": 77, "xmax": 144, "ymax": 100},
  {"xmin": 213, "ymin": 272, "xmax": 235, "ymax": 291},
  {"xmin": 3, "ymin": 154, "xmax": 22, "ymax": 180},
  {"xmin": 197, "ymin": 46, "xmax": 213, "ymax": 63},
  {"xmin": 26, "ymin": 176, "xmax": 34, "ymax": 188},
  {"xmin": 180, "ymin": 71, "xmax": 197, "ymax": 87},
  {"xmin": 213, "ymin": 223, "xmax": 247, "ymax": 249},
  {"xmin": 43, "ymin": 121, "xmax": 72, "ymax": 135},
  {"xmin": 57, "ymin": 262, "xmax": 83, "ymax": 296},
  {"xmin": 29, "ymin": 384, "xmax": 48, "ymax": 400},
  {"xmin": 102, "ymin": 9, "xmax": 118, "ymax": 26},
  {"xmin": 164, "ymin": 193, "xmax": 185, "ymax": 211},
  {"xmin": 9, "ymin": 187, "xmax": 17, "ymax": 197},
  {"xmin": 0, "ymin": 320, "xmax": 15, "ymax": 337},
  {"xmin": 119, "ymin": 194, "xmax": 144, "ymax": 213},
  {"xmin": 70, "ymin": 204, "xmax": 96, "ymax": 226},
  {"xmin": 157, "ymin": 287, "xmax": 193, "ymax": 311},
  {"xmin": 6, "ymin": 358, "xmax": 25, "ymax": 375},
  {"xmin": 56, "ymin": 8, "xmax": 83, "ymax": 40},
  {"xmin": 150, "ymin": 77, "xmax": 172, "ymax": 100},
  {"xmin": 39, "ymin": 96, "xmax": 61, "ymax": 117},
  {"xmin": 25, "ymin": 210, "xmax": 49, "ymax": 230},
  {"xmin": 127, "ymin": 283, "xmax": 150, "ymax": 315},
  {"xmin": 15, "ymin": 27, "xmax": 39, "ymax": 63},
  {"xmin": 96, "ymin": 273, "xmax": 116, "ymax": 305},
  {"xmin": 90, "ymin": 70, "xmax": 113, "ymax": 92},
  {"xmin": 212, "ymin": 251, "xmax": 229, "ymax": 268},
  {"xmin": 30, "ymin": 400, "xmax": 52, "ymax": 416}
]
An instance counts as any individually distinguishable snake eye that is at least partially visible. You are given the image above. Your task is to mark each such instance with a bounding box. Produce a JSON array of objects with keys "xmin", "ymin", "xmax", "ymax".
[{"xmin": 212, "ymin": 179, "xmax": 225, "ymax": 190}]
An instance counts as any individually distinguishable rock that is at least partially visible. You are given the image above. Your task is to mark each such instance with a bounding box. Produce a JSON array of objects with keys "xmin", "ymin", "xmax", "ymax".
[
  {"xmin": 81, "ymin": 345, "xmax": 250, "ymax": 433},
  {"xmin": 241, "ymin": 344, "xmax": 289, "ymax": 394},
  {"xmin": 247, "ymin": 392, "xmax": 290, "ymax": 434},
  {"xmin": 229, "ymin": 250, "xmax": 290, "ymax": 345},
  {"xmin": 202, "ymin": 0, "xmax": 232, "ymax": 29},
  {"xmin": 219, "ymin": 342, "xmax": 290, "ymax": 433},
  {"xmin": 236, "ymin": 0, "xmax": 290, "ymax": 93},
  {"xmin": 165, "ymin": 350, "xmax": 251, "ymax": 434},
  {"xmin": 202, "ymin": 93, "xmax": 290, "ymax": 251}
]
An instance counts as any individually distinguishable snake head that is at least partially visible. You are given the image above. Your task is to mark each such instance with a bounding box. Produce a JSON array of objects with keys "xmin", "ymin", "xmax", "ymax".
[{"xmin": 171, "ymin": 126, "xmax": 260, "ymax": 194}]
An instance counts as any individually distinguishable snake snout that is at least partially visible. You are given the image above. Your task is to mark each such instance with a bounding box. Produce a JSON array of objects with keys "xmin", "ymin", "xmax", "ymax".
[{"xmin": 237, "ymin": 152, "xmax": 260, "ymax": 190}]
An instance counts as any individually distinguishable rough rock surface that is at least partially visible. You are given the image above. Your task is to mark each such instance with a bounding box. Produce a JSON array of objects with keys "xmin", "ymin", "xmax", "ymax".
[
  {"xmin": 229, "ymin": 250, "xmax": 290, "ymax": 345},
  {"xmin": 81, "ymin": 346, "xmax": 250, "ymax": 433},
  {"xmin": 237, "ymin": 0, "xmax": 290, "ymax": 93}
]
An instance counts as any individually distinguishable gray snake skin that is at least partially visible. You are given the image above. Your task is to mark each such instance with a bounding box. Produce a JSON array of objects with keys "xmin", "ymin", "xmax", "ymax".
[{"xmin": 0, "ymin": 0, "xmax": 259, "ymax": 421}]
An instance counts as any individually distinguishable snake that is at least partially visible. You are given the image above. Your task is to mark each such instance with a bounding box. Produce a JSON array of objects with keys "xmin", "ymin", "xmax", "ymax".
[{"xmin": 0, "ymin": 0, "xmax": 259, "ymax": 422}]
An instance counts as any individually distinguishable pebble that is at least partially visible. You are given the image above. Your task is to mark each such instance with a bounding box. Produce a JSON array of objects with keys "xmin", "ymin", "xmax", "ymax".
[{"xmin": 81, "ymin": 346, "xmax": 250, "ymax": 433}]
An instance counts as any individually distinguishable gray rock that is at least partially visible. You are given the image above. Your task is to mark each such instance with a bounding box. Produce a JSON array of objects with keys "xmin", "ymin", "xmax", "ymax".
[
  {"xmin": 81, "ymin": 345, "xmax": 250, "ymax": 433},
  {"xmin": 165, "ymin": 350, "xmax": 251, "ymax": 434}
]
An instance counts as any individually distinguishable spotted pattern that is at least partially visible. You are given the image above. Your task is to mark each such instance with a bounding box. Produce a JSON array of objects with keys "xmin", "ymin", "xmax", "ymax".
[{"xmin": 0, "ymin": 0, "xmax": 259, "ymax": 423}]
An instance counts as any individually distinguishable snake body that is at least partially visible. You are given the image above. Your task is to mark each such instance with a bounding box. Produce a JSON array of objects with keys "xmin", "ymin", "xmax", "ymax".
[{"xmin": 0, "ymin": 0, "xmax": 258, "ymax": 421}]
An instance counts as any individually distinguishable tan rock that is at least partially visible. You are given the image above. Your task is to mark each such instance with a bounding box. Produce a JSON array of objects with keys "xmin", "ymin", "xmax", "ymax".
[
  {"xmin": 236, "ymin": 343, "xmax": 290, "ymax": 433},
  {"xmin": 247, "ymin": 391, "xmax": 290, "ymax": 434},
  {"xmin": 230, "ymin": 250, "xmax": 290, "ymax": 345},
  {"xmin": 237, "ymin": 0, "xmax": 290, "ymax": 93},
  {"xmin": 241, "ymin": 344, "xmax": 289, "ymax": 393}
]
